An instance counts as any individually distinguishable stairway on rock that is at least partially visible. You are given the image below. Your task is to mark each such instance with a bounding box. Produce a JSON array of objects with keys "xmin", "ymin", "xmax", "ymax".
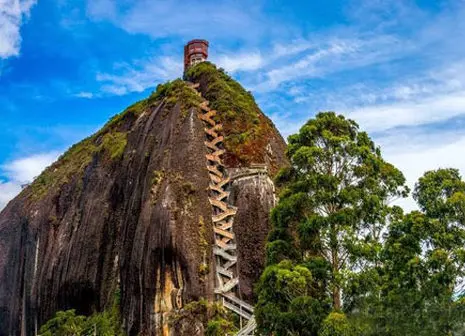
[{"xmin": 189, "ymin": 82, "xmax": 257, "ymax": 336}]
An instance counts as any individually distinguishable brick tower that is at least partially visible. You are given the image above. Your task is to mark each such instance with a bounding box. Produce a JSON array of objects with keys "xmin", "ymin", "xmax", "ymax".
[{"xmin": 184, "ymin": 39, "xmax": 209, "ymax": 72}]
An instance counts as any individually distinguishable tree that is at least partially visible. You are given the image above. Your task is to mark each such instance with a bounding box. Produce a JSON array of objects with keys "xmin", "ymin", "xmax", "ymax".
[
  {"xmin": 365, "ymin": 169, "xmax": 465, "ymax": 335},
  {"xmin": 255, "ymin": 260, "xmax": 329, "ymax": 336},
  {"xmin": 413, "ymin": 169, "xmax": 465, "ymax": 334},
  {"xmin": 319, "ymin": 312, "xmax": 353, "ymax": 336},
  {"xmin": 272, "ymin": 112, "xmax": 407, "ymax": 310},
  {"xmin": 38, "ymin": 310, "xmax": 86, "ymax": 336},
  {"xmin": 256, "ymin": 112, "xmax": 408, "ymax": 335},
  {"xmin": 39, "ymin": 290, "xmax": 123, "ymax": 336}
]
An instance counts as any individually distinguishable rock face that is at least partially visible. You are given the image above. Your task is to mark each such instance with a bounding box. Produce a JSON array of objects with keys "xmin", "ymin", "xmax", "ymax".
[{"xmin": 0, "ymin": 64, "xmax": 287, "ymax": 336}]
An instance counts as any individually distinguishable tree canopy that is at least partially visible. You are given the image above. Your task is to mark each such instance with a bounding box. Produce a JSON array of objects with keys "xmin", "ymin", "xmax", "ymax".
[{"xmin": 256, "ymin": 112, "xmax": 465, "ymax": 335}]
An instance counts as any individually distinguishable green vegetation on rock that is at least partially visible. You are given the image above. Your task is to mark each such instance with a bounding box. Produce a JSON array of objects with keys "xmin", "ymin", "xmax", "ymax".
[
  {"xmin": 185, "ymin": 62, "xmax": 277, "ymax": 166},
  {"xmin": 198, "ymin": 215, "xmax": 210, "ymax": 280},
  {"xmin": 39, "ymin": 290, "xmax": 123, "ymax": 336},
  {"xmin": 26, "ymin": 61, "xmax": 281, "ymax": 203},
  {"xmin": 27, "ymin": 97, "xmax": 153, "ymax": 200},
  {"xmin": 169, "ymin": 299, "xmax": 236, "ymax": 335},
  {"xmin": 151, "ymin": 79, "xmax": 202, "ymax": 113}
]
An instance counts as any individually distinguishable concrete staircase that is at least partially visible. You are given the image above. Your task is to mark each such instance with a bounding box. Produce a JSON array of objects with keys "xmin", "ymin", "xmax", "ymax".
[{"xmin": 189, "ymin": 82, "xmax": 257, "ymax": 335}]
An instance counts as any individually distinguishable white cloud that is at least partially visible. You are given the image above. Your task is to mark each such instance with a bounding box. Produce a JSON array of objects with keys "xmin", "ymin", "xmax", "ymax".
[
  {"xmin": 0, "ymin": 152, "xmax": 59, "ymax": 210},
  {"xmin": 75, "ymin": 91, "xmax": 94, "ymax": 99},
  {"xmin": 348, "ymin": 89, "xmax": 465, "ymax": 133},
  {"xmin": 379, "ymin": 131, "xmax": 465, "ymax": 212},
  {"xmin": 86, "ymin": 0, "xmax": 264, "ymax": 40},
  {"xmin": 0, "ymin": 0, "xmax": 37, "ymax": 59},
  {"xmin": 97, "ymin": 56, "xmax": 183, "ymax": 95},
  {"xmin": 0, "ymin": 180, "xmax": 21, "ymax": 210},
  {"xmin": 2, "ymin": 152, "xmax": 59, "ymax": 183},
  {"xmin": 254, "ymin": 35, "xmax": 408, "ymax": 92},
  {"xmin": 214, "ymin": 52, "xmax": 264, "ymax": 73}
]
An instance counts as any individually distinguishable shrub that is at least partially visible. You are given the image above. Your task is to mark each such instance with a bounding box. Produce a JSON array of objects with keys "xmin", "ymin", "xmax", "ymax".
[{"xmin": 319, "ymin": 312, "xmax": 354, "ymax": 336}]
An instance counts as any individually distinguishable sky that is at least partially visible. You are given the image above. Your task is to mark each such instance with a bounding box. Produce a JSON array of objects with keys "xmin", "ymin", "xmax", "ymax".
[{"xmin": 1, "ymin": 0, "xmax": 465, "ymax": 211}]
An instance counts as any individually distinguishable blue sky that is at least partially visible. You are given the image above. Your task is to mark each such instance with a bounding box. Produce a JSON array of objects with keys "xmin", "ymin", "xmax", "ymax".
[{"xmin": 1, "ymin": 0, "xmax": 465, "ymax": 210}]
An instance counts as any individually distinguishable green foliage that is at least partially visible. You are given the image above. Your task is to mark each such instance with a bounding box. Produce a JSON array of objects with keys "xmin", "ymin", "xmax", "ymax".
[
  {"xmin": 29, "ymin": 130, "xmax": 128, "ymax": 200},
  {"xmin": 101, "ymin": 132, "xmax": 127, "ymax": 160},
  {"xmin": 152, "ymin": 170, "xmax": 165, "ymax": 186},
  {"xmin": 185, "ymin": 62, "xmax": 276, "ymax": 166},
  {"xmin": 38, "ymin": 308, "xmax": 123, "ymax": 336},
  {"xmin": 257, "ymin": 112, "xmax": 413, "ymax": 335},
  {"xmin": 151, "ymin": 79, "xmax": 202, "ymax": 113},
  {"xmin": 182, "ymin": 181, "xmax": 196, "ymax": 195},
  {"xmin": 205, "ymin": 318, "xmax": 235, "ymax": 336},
  {"xmin": 39, "ymin": 290, "xmax": 123, "ymax": 336},
  {"xmin": 198, "ymin": 216, "xmax": 209, "ymax": 280},
  {"xmin": 256, "ymin": 260, "xmax": 330, "ymax": 335},
  {"xmin": 270, "ymin": 112, "xmax": 408, "ymax": 310},
  {"xmin": 27, "ymin": 97, "xmax": 153, "ymax": 200},
  {"xmin": 29, "ymin": 137, "xmax": 98, "ymax": 199},
  {"xmin": 319, "ymin": 312, "xmax": 354, "ymax": 336},
  {"xmin": 365, "ymin": 169, "xmax": 465, "ymax": 336},
  {"xmin": 170, "ymin": 299, "xmax": 236, "ymax": 335},
  {"xmin": 105, "ymin": 99, "xmax": 149, "ymax": 129},
  {"xmin": 39, "ymin": 310, "xmax": 86, "ymax": 336}
]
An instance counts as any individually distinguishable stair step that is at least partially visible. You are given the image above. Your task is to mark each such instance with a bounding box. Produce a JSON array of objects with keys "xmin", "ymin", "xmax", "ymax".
[
  {"xmin": 222, "ymin": 301, "xmax": 252, "ymax": 320},
  {"xmin": 216, "ymin": 239, "xmax": 236, "ymax": 250},
  {"xmin": 199, "ymin": 114, "xmax": 216, "ymax": 126},
  {"xmin": 219, "ymin": 277, "xmax": 240, "ymax": 293},
  {"xmin": 206, "ymin": 154, "xmax": 222, "ymax": 165},
  {"xmin": 212, "ymin": 208, "xmax": 237, "ymax": 222},
  {"xmin": 217, "ymin": 266, "xmax": 234, "ymax": 278},
  {"xmin": 210, "ymin": 198, "xmax": 229, "ymax": 212},
  {"xmin": 207, "ymin": 165, "xmax": 223, "ymax": 177},
  {"xmin": 214, "ymin": 247, "xmax": 237, "ymax": 261},
  {"xmin": 222, "ymin": 293, "xmax": 254, "ymax": 313},
  {"xmin": 236, "ymin": 317, "xmax": 257, "ymax": 336},
  {"xmin": 216, "ymin": 219, "xmax": 233, "ymax": 231},
  {"xmin": 210, "ymin": 176, "xmax": 230, "ymax": 188},
  {"xmin": 214, "ymin": 226, "xmax": 235, "ymax": 240}
]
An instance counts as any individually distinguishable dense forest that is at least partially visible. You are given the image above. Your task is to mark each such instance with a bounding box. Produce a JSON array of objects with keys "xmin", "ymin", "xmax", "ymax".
[{"xmin": 255, "ymin": 112, "xmax": 465, "ymax": 335}]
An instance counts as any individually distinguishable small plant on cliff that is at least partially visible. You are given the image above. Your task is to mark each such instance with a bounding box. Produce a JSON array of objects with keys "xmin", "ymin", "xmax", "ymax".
[
  {"xmin": 151, "ymin": 170, "xmax": 165, "ymax": 186},
  {"xmin": 169, "ymin": 299, "xmax": 236, "ymax": 335},
  {"xmin": 198, "ymin": 216, "xmax": 209, "ymax": 280}
]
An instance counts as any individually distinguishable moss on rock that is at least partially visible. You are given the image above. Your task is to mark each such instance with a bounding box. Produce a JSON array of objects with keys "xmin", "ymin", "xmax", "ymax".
[
  {"xmin": 26, "ymin": 62, "xmax": 284, "ymax": 202},
  {"xmin": 27, "ymin": 98, "xmax": 151, "ymax": 200},
  {"xmin": 185, "ymin": 62, "xmax": 278, "ymax": 167},
  {"xmin": 151, "ymin": 79, "xmax": 202, "ymax": 113}
]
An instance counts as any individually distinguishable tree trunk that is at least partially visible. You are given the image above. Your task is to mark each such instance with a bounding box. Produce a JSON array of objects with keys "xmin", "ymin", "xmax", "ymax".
[
  {"xmin": 333, "ymin": 285, "xmax": 341, "ymax": 310},
  {"xmin": 331, "ymin": 244, "xmax": 341, "ymax": 310}
]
